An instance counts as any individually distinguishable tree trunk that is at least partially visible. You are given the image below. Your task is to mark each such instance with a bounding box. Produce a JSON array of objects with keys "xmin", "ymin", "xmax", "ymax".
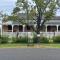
[{"xmin": 36, "ymin": 8, "xmax": 42, "ymax": 43}]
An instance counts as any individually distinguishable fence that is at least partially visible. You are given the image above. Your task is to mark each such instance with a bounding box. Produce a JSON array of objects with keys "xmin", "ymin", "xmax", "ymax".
[{"xmin": 2, "ymin": 32, "xmax": 60, "ymax": 38}]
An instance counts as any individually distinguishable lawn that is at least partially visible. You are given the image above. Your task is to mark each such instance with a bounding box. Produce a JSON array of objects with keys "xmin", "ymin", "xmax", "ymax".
[
  {"xmin": 40, "ymin": 44, "xmax": 60, "ymax": 48},
  {"xmin": 0, "ymin": 44, "xmax": 60, "ymax": 48},
  {"xmin": 0, "ymin": 44, "xmax": 27, "ymax": 48}
]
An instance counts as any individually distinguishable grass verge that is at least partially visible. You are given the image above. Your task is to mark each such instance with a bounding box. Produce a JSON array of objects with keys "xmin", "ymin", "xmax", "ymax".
[{"xmin": 0, "ymin": 44, "xmax": 60, "ymax": 48}]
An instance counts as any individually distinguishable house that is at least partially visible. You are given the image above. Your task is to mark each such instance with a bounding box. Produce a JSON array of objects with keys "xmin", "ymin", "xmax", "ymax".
[
  {"xmin": 45, "ymin": 16, "xmax": 60, "ymax": 32},
  {"xmin": 0, "ymin": 20, "xmax": 34, "ymax": 37},
  {"xmin": 0, "ymin": 16, "xmax": 60, "ymax": 38}
]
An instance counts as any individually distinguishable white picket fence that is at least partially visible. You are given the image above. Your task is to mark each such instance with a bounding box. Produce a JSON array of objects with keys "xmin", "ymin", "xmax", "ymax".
[
  {"xmin": 40, "ymin": 32, "xmax": 60, "ymax": 38},
  {"xmin": 2, "ymin": 32, "xmax": 60, "ymax": 38},
  {"xmin": 2, "ymin": 32, "xmax": 34, "ymax": 38}
]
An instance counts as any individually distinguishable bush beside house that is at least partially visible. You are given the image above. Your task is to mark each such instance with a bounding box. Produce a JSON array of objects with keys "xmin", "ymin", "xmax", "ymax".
[
  {"xmin": 12, "ymin": 37, "xmax": 28, "ymax": 43},
  {"xmin": 40, "ymin": 37, "xmax": 49, "ymax": 43},
  {"xmin": 0, "ymin": 35, "xmax": 9, "ymax": 44},
  {"xmin": 0, "ymin": 34, "xmax": 60, "ymax": 44},
  {"xmin": 53, "ymin": 36, "xmax": 60, "ymax": 43}
]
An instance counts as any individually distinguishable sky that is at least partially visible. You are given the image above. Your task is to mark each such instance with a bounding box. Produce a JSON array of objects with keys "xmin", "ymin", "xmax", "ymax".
[
  {"xmin": 56, "ymin": 9, "xmax": 60, "ymax": 16},
  {"xmin": 0, "ymin": 0, "xmax": 17, "ymax": 15},
  {"xmin": 0, "ymin": 0, "xmax": 60, "ymax": 16}
]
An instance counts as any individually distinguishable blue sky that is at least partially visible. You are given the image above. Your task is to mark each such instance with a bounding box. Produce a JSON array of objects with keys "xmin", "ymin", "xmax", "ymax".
[
  {"xmin": 56, "ymin": 9, "xmax": 60, "ymax": 16},
  {"xmin": 0, "ymin": 0, "xmax": 17, "ymax": 15},
  {"xmin": 0, "ymin": 0, "xmax": 60, "ymax": 16}
]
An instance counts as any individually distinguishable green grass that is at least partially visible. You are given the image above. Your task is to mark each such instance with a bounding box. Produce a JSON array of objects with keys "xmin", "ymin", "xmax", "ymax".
[
  {"xmin": 0, "ymin": 44, "xmax": 60, "ymax": 48},
  {"xmin": 0, "ymin": 44, "xmax": 28, "ymax": 48},
  {"xmin": 37, "ymin": 44, "xmax": 60, "ymax": 48}
]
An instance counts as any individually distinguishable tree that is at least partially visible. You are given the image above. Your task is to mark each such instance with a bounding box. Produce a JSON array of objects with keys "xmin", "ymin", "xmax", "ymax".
[
  {"xmin": 16, "ymin": 0, "xmax": 59, "ymax": 30},
  {"xmin": 12, "ymin": 7, "xmax": 20, "ymax": 14},
  {"xmin": 0, "ymin": 11, "xmax": 8, "ymax": 35},
  {"xmin": 32, "ymin": 0, "xmax": 60, "ymax": 42},
  {"xmin": 57, "ymin": 0, "xmax": 60, "ymax": 7},
  {"xmin": 16, "ymin": 0, "xmax": 36, "ymax": 44},
  {"xmin": 16, "ymin": 1, "xmax": 35, "ymax": 21},
  {"xmin": 28, "ymin": 7, "xmax": 37, "ymax": 20},
  {"xmin": 13, "ymin": 0, "xmax": 60, "ymax": 43}
]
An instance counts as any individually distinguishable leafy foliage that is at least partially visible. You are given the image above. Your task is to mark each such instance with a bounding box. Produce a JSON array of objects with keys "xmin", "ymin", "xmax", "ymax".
[
  {"xmin": 12, "ymin": 37, "xmax": 28, "ymax": 43},
  {"xmin": 0, "ymin": 35, "xmax": 9, "ymax": 44},
  {"xmin": 33, "ymin": 35, "xmax": 49, "ymax": 43},
  {"xmin": 53, "ymin": 36, "xmax": 60, "ymax": 43},
  {"xmin": 12, "ymin": 7, "xmax": 20, "ymax": 14},
  {"xmin": 40, "ymin": 36, "xmax": 49, "ymax": 43},
  {"xmin": 33, "ymin": 0, "xmax": 57, "ymax": 21},
  {"xmin": 7, "ymin": 15, "xmax": 19, "ymax": 21}
]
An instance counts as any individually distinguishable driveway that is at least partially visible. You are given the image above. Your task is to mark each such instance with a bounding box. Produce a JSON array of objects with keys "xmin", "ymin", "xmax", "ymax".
[{"xmin": 0, "ymin": 48, "xmax": 60, "ymax": 60}]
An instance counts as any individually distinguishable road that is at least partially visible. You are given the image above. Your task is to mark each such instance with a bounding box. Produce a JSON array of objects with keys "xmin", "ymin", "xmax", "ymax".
[{"xmin": 0, "ymin": 48, "xmax": 60, "ymax": 60}]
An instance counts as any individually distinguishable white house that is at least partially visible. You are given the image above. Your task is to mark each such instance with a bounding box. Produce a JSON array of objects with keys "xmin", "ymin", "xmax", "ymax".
[{"xmin": 0, "ymin": 16, "xmax": 60, "ymax": 38}]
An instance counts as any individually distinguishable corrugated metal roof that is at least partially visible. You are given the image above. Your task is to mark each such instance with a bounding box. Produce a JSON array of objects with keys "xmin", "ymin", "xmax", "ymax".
[
  {"xmin": 45, "ymin": 20, "xmax": 60, "ymax": 25},
  {"xmin": 51, "ymin": 16, "xmax": 60, "ymax": 20}
]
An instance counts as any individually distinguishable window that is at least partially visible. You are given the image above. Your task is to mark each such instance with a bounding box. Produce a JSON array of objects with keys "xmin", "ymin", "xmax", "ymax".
[
  {"xmin": 8, "ymin": 25, "xmax": 12, "ymax": 30},
  {"xmin": 19, "ymin": 25, "xmax": 23, "ymax": 32}
]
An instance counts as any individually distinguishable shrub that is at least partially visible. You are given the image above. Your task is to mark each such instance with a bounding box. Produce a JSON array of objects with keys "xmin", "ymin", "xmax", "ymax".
[
  {"xmin": 40, "ymin": 37, "xmax": 49, "ymax": 43},
  {"xmin": 12, "ymin": 36, "xmax": 28, "ymax": 43},
  {"xmin": 33, "ymin": 36, "xmax": 38, "ymax": 43},
  {"xmin": 53, "ymin": 36, "xmax": 60, "ymax": 43},
  {"xmin": 0, "ymin": 35, "xmax": 9, "ymax": 44},
  {"xmin": 17, "ymin": 37, "xmax": 28, "ymax": 43},
  {"xmin": 33, "ymin": 36, "xmax": 49, "ymax": 43},
  {"xmin": 33, "ymin": 33, "xmax": 38, "ymax": 43},
  {"xmin": 11, "ymin": 37, "xmax": 16, "ymax": 43}
]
